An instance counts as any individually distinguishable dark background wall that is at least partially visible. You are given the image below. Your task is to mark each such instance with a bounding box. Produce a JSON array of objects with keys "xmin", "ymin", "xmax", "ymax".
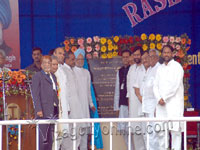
[{"xmin": 18, "ymin": 0, "xmax": 200, "ymax": 109}]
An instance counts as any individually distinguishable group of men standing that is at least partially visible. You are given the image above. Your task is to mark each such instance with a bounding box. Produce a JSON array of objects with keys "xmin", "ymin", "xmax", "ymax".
[
  {"xmin": 114, "ymin": 45, "xmax": 184, "ymax": 150},
  {"xmin": 30, "ymin": 47, "xmax": 96, "ymax": 150}
]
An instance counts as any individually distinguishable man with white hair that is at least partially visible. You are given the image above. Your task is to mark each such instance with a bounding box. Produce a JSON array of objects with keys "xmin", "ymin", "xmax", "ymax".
[
  {"xmin": 73, "ymin": 48, "xmax": 96, "ymax": 150},
  {"xmin": 0, "ymin": 49, "xmax": 10, "ymax": 72},
  {"xmin": 140, "ymin": 49, "xmax": 160, "ymax": 150}
]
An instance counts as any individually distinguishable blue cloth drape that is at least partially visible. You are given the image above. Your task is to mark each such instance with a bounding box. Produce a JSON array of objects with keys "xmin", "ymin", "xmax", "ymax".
[{"xmin": 83, "ymin": 58, "xmax": 103, "ymax": 149}]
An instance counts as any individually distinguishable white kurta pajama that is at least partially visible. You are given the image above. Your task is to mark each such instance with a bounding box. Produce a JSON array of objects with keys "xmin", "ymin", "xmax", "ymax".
[
  {"xmin": 126, "ymin": 64, "xmax": 146, "ymax": 150},
  {"xmin": 74, "ymin": 66, "xmax": 95, "ymax": 150},
  {"xmin": 54, "ymin": 64, "xmax": 70, "ymax": 149},
  {"xmin": 141, "ymin": 62, "xmax": 160, "ymax": 150},
  {"xmin": 153, "ymin": 59, "xmax": 184, "ymax": 150},
  {"xmin": 60, "ymin": 64, "xmax": 83, "ymax": 150}
]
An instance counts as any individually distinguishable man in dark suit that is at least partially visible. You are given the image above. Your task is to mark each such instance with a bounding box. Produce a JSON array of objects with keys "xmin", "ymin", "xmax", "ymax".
[{"xmin": 31, "ymin": 55, "xmax": 59, "ymax": 150}]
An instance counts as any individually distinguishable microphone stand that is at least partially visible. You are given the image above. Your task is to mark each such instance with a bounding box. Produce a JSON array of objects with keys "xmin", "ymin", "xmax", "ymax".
[{"xmin": 23, "ymin": 71, "xmax": 33, "ymax": 119}]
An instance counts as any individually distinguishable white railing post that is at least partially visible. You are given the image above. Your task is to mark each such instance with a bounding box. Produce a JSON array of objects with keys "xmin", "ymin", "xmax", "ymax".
[
  {"xmin": 54, "ymin": 123, "xmax": 58, "ymax": 150},
  {"xmin": 128, "ymin": 122, "xmax": 131, "ymax": 150},
  {"xmin": 0, "ymin": 125, "xmax": 2, "ymax": 150},
  {"xmin": 18, "ymin": 124, "xmax": 21, "ymax": 150},
  {"xmin": 91, "ymin": 122, "xmax": 94, "ymax": 150},
  {"xmin": 146, "ymin": 122, "xmax": 149, "ymax": 150},
  {"xmin": 73, "ymin": 123, "xmax": 76, "ymax": 150},
  {"xmin": 184, "ymin": 121, "xmax": 187, "ymax": 150},
  {"xmin": 164, "ymin": 122, "xmax": 168, "ymax": 149},
  {"xmin": 36, "ymin": 124, "xmax": 39, "ymax": 150},
  {"xmin": 110, "ymin": 122, "xmax": 112, "ymax": 150}
]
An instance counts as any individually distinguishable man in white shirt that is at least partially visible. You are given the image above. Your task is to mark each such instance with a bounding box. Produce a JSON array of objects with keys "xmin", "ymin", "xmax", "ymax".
[
  {"xmin": 153, "ymin": 45, "xmax": 184, "ymax": 150},
  {"xmin": 60, "ymin": 51, "xmax": 83, "ymax": 150},
  {"xmin": 0, "ymin": 49, "xmax": 10, "ymax": 72},
  {"xmin": 126, "ymin": 46, "xmax": 146, "ymax": 150},
  {"xmin": 53, "ymin": 47, "xmax": 70, "ymax": 138},
  {"xmin": 141, "ymin": 49, "xmax": 160, "ymax": 150},
  {"xmin": 73, "ymin": 48, "xmax": 96, "ymax": 150}
]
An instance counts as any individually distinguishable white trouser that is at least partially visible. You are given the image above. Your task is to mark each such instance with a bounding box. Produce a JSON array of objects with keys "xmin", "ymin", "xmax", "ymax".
[
  {"xmin": 60, "ymin": 124, "xmax": 81, "ymax": 150},
  {"xmin": 158, "ymin": 129, "xmax": 182, "ymax": 150},
  {"xmin": 79, "ymin": 127, "xmax": 88, "ymax": 150},
  {"xmin": 145, "ymin": 113, "xmax": 159, "ymax": 150},
  {"xmin": 132, "ymin": 116, "xmax": 146, "ymax": 150}
]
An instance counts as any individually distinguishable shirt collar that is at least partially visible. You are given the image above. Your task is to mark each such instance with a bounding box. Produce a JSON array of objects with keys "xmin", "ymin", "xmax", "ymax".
[
  {"xmin": 64, "ymin": 63, "xmax": 71, "ymax": 69},
  {"xmin": 164, "ymin": 59, "xmax": 174, "ymax": 66}
]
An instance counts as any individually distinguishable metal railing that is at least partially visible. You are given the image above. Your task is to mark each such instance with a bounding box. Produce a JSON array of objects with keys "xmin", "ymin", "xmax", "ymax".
[{"xmin": 0, "ymin": 117, "xmax": 200, "ymax": 150}]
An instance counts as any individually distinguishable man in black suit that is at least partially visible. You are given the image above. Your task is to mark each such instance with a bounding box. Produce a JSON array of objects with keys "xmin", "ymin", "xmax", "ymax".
[{"xmin": 31, "ymin": 55, "xmax": 59, "ymax": 150}]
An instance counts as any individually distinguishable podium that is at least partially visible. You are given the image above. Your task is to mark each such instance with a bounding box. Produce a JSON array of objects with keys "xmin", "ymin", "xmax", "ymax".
[{"xmin": 2, "ymin": 95, "xmax": 36, "ymax": 150}]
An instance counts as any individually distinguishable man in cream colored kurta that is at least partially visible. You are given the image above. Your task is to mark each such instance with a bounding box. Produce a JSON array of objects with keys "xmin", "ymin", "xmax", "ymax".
[
  {"xmin": 60, "ymin": 51, "xmax": 83, "ymax": 150},
  {"xmin": 140, "ymin": 49, "xmax": 160, "ymax": 150},
  {"xmin": 54, "ymin": 47, "xmax": 70, "ymax": 133},
  {"xmin": 73, "ymin": 48, "xmax": 96, "ymax": 150},
  {"xmin": 153, "ymin": 45, "xmax": 184, "ymax": 150},
  {"xmin": 126, "ymin": 46, "xmax": 146, "ymax": 150}
]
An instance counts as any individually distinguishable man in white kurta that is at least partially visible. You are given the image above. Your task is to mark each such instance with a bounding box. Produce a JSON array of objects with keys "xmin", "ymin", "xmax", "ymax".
[
  {"xmin": 141, "ymin": 49, "xmax": 160, "ymax": 150},
  {"xmin": 153, "ymin": 45, "xmax": 184, "ymax": 150},
  {"xmin": 54, "ymin": 48, "xmax": 70, "ymax": 132},
  {"xmin": 134, "ymin": 52, "xmax": 150, "ymax": 150},
  {"xmin": 126, "ymin": 47, "xmax": 146, "ymax": 150},
  {"xmin": 114, "ymin": 50, "xmax": 131, "ymax": 150},
  {"xmin": 60, "ymin": 51, "xmax": 83, "ymax": 150},
  {"xmin": 73, "ymin": 48, "xmax": 96, "ymax": 150}
]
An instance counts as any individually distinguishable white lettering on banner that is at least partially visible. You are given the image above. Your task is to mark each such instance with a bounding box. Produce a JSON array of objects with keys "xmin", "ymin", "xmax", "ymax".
[
  {"xmin": 6, "ymin": 55, "xmax": 16, "ymax": 63},
  {"xmin": 122, "ymin": 0, "xmax": 182, "ymax": 27}
]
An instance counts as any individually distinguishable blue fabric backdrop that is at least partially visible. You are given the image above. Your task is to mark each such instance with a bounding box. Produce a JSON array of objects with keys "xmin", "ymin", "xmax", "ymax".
[{"xmin": 19, "ymin": 0, "xmax": 200, "ymax": 111}]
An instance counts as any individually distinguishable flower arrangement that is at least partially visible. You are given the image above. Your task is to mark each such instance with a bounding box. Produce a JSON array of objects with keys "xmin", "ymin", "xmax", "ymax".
[
  {"xmin": 117, "ymin": 35, "xmax": 142, "ymax": 55},
  {"xmin": 0, "ymin": 70, "xmax": 34, "ymax": 119},
  {"xmin": 63, "ymin": 36, "xmax": 120, "ymax": 59}
]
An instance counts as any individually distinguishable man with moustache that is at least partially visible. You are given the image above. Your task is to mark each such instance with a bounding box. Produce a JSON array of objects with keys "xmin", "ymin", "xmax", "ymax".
[
  {"xmin": 153, "ymin": 45, "xmax": 184, "ymax": 150},
  {"xmin": 126, "ymin": 46, "xmax": 146, "ymax": 150},
  {"xmin": 26, "ymin": 47, "xmax": 42, "ymax": 72},
  {"xmin": 114, "ymin": 49, "xmax": 131, "ymax": 150},
  {"xmin": 31, "ymin": 55, "xmax": 59, "ymax": 150},
  {"xmin": 60, "ymin": 51, "xmax": 82, "ymax": 150},
  {"xmin": 140, "ymin": 49, "xmax": 160, "ymax": 150}
]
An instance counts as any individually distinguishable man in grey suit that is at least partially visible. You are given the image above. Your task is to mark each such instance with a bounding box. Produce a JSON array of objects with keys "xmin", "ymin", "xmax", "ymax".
[{"xmin": 31, "ymin": 55, "xmax": 59, "ymax": 150}]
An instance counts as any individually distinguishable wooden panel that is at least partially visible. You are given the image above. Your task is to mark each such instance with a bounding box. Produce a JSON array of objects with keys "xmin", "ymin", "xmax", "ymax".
[{"xmin": 2, "ymin": 95, "xmax": 36, "ymax": 150}]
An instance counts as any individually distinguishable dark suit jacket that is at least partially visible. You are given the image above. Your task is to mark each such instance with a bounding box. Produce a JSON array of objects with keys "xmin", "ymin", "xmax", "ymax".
[{"xmin": 31, "ymin": 70, "xmax": 59, "ymax": 118}]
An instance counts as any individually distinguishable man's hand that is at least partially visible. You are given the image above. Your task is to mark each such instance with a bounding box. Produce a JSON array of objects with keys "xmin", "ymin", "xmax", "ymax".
[
  {"xmin": 37, "ymin": 111, "xmax": 43, "ymax": 118},
  {"xmin": 91, "ymin": 106, "xmax": 96, "ymax": 112},
  {"xmin": 159, "ymin": 98, "xmax": 165, "ymax": 106}
]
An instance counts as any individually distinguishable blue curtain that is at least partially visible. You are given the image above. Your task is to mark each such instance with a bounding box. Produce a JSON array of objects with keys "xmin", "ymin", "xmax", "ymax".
[{"xmin": 83, "ymin": 58, "xmax": 103, "ymax": 149}]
